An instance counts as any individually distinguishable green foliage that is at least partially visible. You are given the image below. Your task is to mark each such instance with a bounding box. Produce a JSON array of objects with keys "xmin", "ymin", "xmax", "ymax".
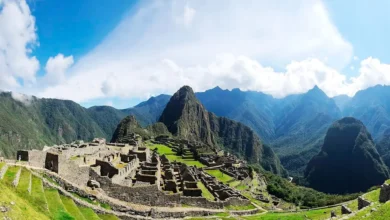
[
  {"xmin": 305, "ymin": 117, "xmax": 389, "ymax": 194},
  {"xmin": 206, "ymin": 169, "xmax": 234, "ymax": 183},
  {"xmin": 264, "ymin": 171, "xmax": 359, "ymax": 208}
]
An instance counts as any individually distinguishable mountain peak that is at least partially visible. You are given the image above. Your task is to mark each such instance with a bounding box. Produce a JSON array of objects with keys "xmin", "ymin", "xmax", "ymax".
[
  {"xmin": 305, "ymin": 116, "xmax": 389, "ymax": 193},
  {"xmin": 304, "ymin": 85, "xmax": 328, "ymax": 99}
]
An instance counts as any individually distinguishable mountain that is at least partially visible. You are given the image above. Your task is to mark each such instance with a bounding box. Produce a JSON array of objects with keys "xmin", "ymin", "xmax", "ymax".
[
  {"xmin": 343, "ymin": 85, "xmax": 390, "ymax": 140},
  {"xmin": 305, "ymin": 117, "xmax": 389, "ymax": 194},
  {"xmin": 376, "ymin": 128, "xmax": 390, "ymax": 168},
  {"xmin": 332, "ymin": 94, "xmax": 351, "ymax": 111},
  {"xmin": 0, "ymin": 92, "xmax": 105, "ymax": 157},
  {"xmin": 159, "ymin": 86, "xmax": 286, "ymax": 176},
  {"xmin": 122, "ymin": 94, "xmax": 171, "ymax": 126},
  {"xmin": 196, "ymin": 87, "xmax": 276, "ymax": 143}
]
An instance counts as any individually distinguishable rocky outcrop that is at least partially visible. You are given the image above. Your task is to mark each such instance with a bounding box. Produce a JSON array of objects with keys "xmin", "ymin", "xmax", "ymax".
[
  {"xmin": 305, "ymin": 117, "xmax": 389, "ymax": 194},
  {"xmin": 159, "ymin": 86, "xmax": 286, "ymax": 176}
]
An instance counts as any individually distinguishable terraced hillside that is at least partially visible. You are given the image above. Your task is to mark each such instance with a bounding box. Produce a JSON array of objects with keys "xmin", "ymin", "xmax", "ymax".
[{"xmin": 0, "ymin": 163, "xmax": 118, "ymax": 220}]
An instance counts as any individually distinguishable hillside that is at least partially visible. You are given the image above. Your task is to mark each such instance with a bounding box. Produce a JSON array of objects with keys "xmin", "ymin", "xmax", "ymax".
[
  {"xmin": 305, "ymin": 117, "xmax": 389, "ymax": 194},
  {"xmin": 159, "ymin": 86, "xmax": 286, "ymax": 176}
]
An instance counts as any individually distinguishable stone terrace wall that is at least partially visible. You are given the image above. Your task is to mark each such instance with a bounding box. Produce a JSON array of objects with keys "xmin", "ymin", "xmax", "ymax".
[
  {"xmin": 180, "ymin": 196, "xmax": 250, "ymax": 209},
  {"xmin": 61, "ymin": 145, "xmax": 105, "ymax": 159},
  {"xmin": 58, "ymin": 155, "xmax": 90, "ymax": 186},
  {"xmin": 90, "ymin": 169, "xmax": 181, "ymax": 206}
]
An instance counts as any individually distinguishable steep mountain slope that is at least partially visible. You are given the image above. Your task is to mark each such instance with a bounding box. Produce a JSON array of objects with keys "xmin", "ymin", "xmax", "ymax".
[
  {"xmin": 343, "ymin": 85, "xmax": 390, "ymax": 140},
  {"xmin": 196, "ymin": 87, "xmax": 276, "ymax": 143},
  {"xmin": 376, "ymin": 128, "xmax": 390, "ymax": 168},
  {"xmin": 0, "ymin": 92, "xmax": 105, "ymax": 157},
  {"xmin": 305, "ymin": 117, "xmax": 389, "ymax": 194},
  {"xmin": 122, "ymin": 94, "xmax": 171, "ymax": 126},
  {"xmin": 159, "ymin": 86, "xmax": 286, "ymax": 176},
  {"xmin": 332, "ymin": 94, "xmax": 351, "ymax": 111}
]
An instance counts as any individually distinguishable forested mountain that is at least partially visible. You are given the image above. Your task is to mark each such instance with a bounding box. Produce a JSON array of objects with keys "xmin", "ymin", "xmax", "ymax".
[
  {"xmin": 305, "ymin": 117, "xmax": 389, "ymax": 194},
  {"xmin": 159, "ymin": 86, "xmax": 286, "ymax": 176}
]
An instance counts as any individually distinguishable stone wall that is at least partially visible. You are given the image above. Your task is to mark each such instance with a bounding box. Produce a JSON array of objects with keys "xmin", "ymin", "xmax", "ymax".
[
  {"xmin": 95, "ymin": 160, "xmax": 118, "ymax": 178},
  {"xmin": 358, "ymin": 196, "xmax": 371, "ymax": 210},
  {"xmin": 27, "ymin": 150, "xmax": 46, "ymax": 168},
  {"xmin": 379, "ymin": 183, "xmax": 390, "ymax": 203},
  {"xmin": 90, "ymin": 169, "xmax": 181, "ymax": 206},
  {"xmin": 58, "ymin": 154, "xmax": 90, "ymax": 186}
]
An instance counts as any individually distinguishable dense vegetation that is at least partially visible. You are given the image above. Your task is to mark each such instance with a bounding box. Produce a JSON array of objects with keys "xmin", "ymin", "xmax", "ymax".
[
  {"xmin": 262, "ymin": 170, "xmax": 360, "ymax": 208},
  {"xmin": 305, "ymin": 117, "xmax": 389, "ymax": 194},
  {"xmin": 159, "ymin": 86, "xmax": 286, "ymax": 176}
]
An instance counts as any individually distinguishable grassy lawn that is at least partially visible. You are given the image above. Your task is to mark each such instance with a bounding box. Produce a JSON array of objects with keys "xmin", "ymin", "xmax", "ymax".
[
  {"xmin": 60, "ymin": 195, "xmax": 86, "ymax": 220},
  {"xmin": 31, "ymin": 176, "xmax": 48, "ymax": 213},
  {"xmin": 364, "ymin": 188, "xmax": 380, "ymax": 202},
  {"xmin": 0, "ymin": 181, "xmax": 50, "ymax": 220},
  {"xmin": 0, "ymin": 162, "xmax": 4, "ymax": 170},
  {"xmin": 3, "ymin": 166, "xmax": 19, "ymax": 185},
  {"xmin": 98, "ymin": 214, "xmax": 120, "ymax": 220},
  {"xmin": 349, "ymin": 201, "xmax": 390, "ymax": 220},
  {"xmin": 206, "ymin": 169, "xmax": 234, "ymax": 183},
  {"xmin": 44, "ymin": 188, "xmax": 74, "ymax": 219},
  {"xmin": 245, "ymin": 207, "xmax": 341, "ymax": 220},
  {"xmin": 225, "ymin": 203, "xmax": 256, "ymax": 211},
  {"xmin": 148, "ymin": 144, "xmax": 205, "ymax": 167},
  {"xmin": 79, "ymin": 207, "xmax": 101, "ymax": 220},
  {"xmin": 70, "ymin": 192, "xmax": 111, "ymax": 210},
  {"xmin": 346, "ymin": 199, "xmax": 358, "ymax": 211},
  {"xmin": 16, "ymin": 168, "xmax": 30, "ymax": 194},
  {"xmin": 197, "ymin": 182, "xmax": 215, "ymax": 201}
]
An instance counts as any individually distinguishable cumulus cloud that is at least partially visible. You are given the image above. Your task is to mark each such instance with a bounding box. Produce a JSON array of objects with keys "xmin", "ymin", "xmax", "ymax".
[
  {"xmin": 0, "ymin": 0, "xmax": 39, "ymax": 90},
  {"xmin": 39, "ymin": 0, "xmax": 357, "ymax": 102},
  {"xmin": 44, "ymin": 54, "xmax": 74, "ymax": 86}
]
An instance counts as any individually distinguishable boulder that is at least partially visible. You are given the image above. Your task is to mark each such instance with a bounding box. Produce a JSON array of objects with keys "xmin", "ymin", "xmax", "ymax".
[
  {"xmin": 341, "ymin": 205, "xmax": 352, "ymax": 214},
  {"xmin": 358, "ymin": 196, "xmax": 371, "ymax": 210},
  {"xmin": 87, "ymin": 180, "xmax": 100, "ymax": 189},
  {"xmin": 379, "ymin": 183, "xmax": 390, "ymax": 203}
]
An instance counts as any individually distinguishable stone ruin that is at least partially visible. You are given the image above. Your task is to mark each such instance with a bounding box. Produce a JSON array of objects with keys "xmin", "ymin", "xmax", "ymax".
[
  {"xmin": 341, "ymin": 205, "xmax": 352, "ymax": 214},
  {"xmin": 379, "ymin": 183, "xmax": 390, "ymax": 203},
  {"xmin": 358, "ymin": 196, "xmax": 371, "ymax": 210},
  {"xmin": 15, "ymin": 133, "xmax": 252, "ymax": 211}
]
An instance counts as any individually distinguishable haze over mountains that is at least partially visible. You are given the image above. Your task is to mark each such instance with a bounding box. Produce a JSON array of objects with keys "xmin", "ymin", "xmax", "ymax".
[{"xmin": 2, "ymin": 84, "xmax": 390, "ymax": 178}]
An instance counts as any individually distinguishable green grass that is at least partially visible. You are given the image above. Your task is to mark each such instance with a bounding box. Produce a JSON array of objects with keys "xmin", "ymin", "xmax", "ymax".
[
  {"xmin": 60, "ymin": 195, "xmax": 86, "ymax": 220},
  {"xmin": 98, "ymin": 214, "xmax": 120, "ymax": 220},
  {"xmin": 229, "ymin": 180, "xmax": 241, "ymax": 188},
  {"xmin": 364, "ymin": 188, "xmax": 380, "ymax": 202},
  {"xmin": 148, "ymin": 143, "xmax": 205, "ymax": 167},
  {"xmin": 0, "ymin": 181, "xmax": 50, "ymax": 220},
  {"xmin": 70, "ymin": 192, "xmax": 111, "ymax": 210},
  {"xmin": 245, "ymin": 207, "xmax": 341, "ymax": 220},
  {"xmin": 197, "ymin": 182, "xmax": 215, "ymax": 201},
  {"xmin": 44, "ymin": 188, "xmax": 74, "ymax": 219},
  {"xmin": 205, "ymin": 169, "xmax": 234, "ymax": 183},
  {"xmin": 31, "ymin": 175, "xmax": 48, "ymax": 213},
  {"xmin": 16, "ymin": 168, "xmax": 30, "ymax": 194},
  {"xmin": 3, "ymin": 166, "xmax": 20, "ymax": 185},
  {"xmin": 346, "ymin": 199, "xmax": 358, "ymax": 211},
  {"xmin": 78, "ymin": 207, "xmax": 101, "ymax": 220},
  {"xmin": 349, "ymin": 201, "xmax": 390, "ymax": 220},
  {"xmin": 0, "ymin": 162, "xmax": 4, "ymax": 170},
  {"xmin": 225, "ymin": 203, "xmax": 256, "ymax": 211}
]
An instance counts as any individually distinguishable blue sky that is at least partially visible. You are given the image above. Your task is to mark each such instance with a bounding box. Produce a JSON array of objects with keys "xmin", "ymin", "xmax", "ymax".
[{"xmin": 1, "ymin": 0, "xmax": 390, "ymax": 108}]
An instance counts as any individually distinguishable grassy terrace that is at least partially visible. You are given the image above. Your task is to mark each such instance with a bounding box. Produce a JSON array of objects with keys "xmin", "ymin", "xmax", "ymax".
[
  {"xmin": 0, "ymin": 181, "xmax": 49, "ymax": 220},
  {"xmin": 98, "ymin": 213, "xmax": 120, "ymax": 220},
  {"xmin": 3, "ymin": 166, "xmax": 19, "ymax": 185},
  {"xmin": 44, "ymin": 188, "xmax": 74, "ymax": 219},
  {"xmin": 147, "ymin": 143, "xmax": 205, "ymax": 167},
  {"xmin": 197, "ymin": 182, "xmax": 215, "ymax": 201},
  {"xmin": 60, "ymin": 195, "xmax": 86, "ymax": 220},
  {"xmin": 205, "ymin": 169, "xmax": 234, "ymax": 183},
  {"xmin": 31, "ymin": 175, "xmax": 48, "ymax": 213},
  {"xmin": 16, "ymin": 168, "xmax": 30, "ymax": 194},
  {"xmin": 79, "ymin": 206, "xmax": 101, "ymax": 220}
]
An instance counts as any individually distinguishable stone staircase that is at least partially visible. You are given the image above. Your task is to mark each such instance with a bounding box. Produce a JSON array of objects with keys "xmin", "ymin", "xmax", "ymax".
[{"xmin": 0, "ymin": 163, "xmax": 119, "ymax": 220}]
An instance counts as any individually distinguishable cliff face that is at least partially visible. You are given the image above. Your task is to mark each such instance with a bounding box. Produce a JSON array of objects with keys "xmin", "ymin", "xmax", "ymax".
[
  {"xmin": 305, "ymin": 117, "xmax": 389, "ymax": 194},
  {"xmin": 159, "ymin": 86, "xmax": 286, "ymax": 176}
]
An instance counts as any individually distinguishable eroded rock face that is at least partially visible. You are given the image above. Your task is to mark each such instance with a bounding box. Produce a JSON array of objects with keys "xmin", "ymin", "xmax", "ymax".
[{"xmin": 305, "ymin": 117, "xmax": 389, "ymax": 194}]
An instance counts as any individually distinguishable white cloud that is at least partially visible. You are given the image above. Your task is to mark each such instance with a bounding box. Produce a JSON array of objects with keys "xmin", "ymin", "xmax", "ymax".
[
  {"xmin": 353, "ymin": 56, "xmax": 359, "ymax": 61},
  {"xmin": 39, "ymin": 0, "xmax": 356, "ymax": 102},
  {"xmin": 44, "ymin": 54, "xmax": 74, "ymax": 86},
  {"xmin": 0, "ymin": 0, "xmax": 39, "ymax": 90},
  {"xmin": 11, "ymin": 91, "xmax": 34, "ymax": 105}
]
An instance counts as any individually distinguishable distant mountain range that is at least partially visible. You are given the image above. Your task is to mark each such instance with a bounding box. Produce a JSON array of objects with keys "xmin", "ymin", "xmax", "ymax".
[{"xmin": 3, "ymin": 84, "xmax": 390, "ymax": 177}]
